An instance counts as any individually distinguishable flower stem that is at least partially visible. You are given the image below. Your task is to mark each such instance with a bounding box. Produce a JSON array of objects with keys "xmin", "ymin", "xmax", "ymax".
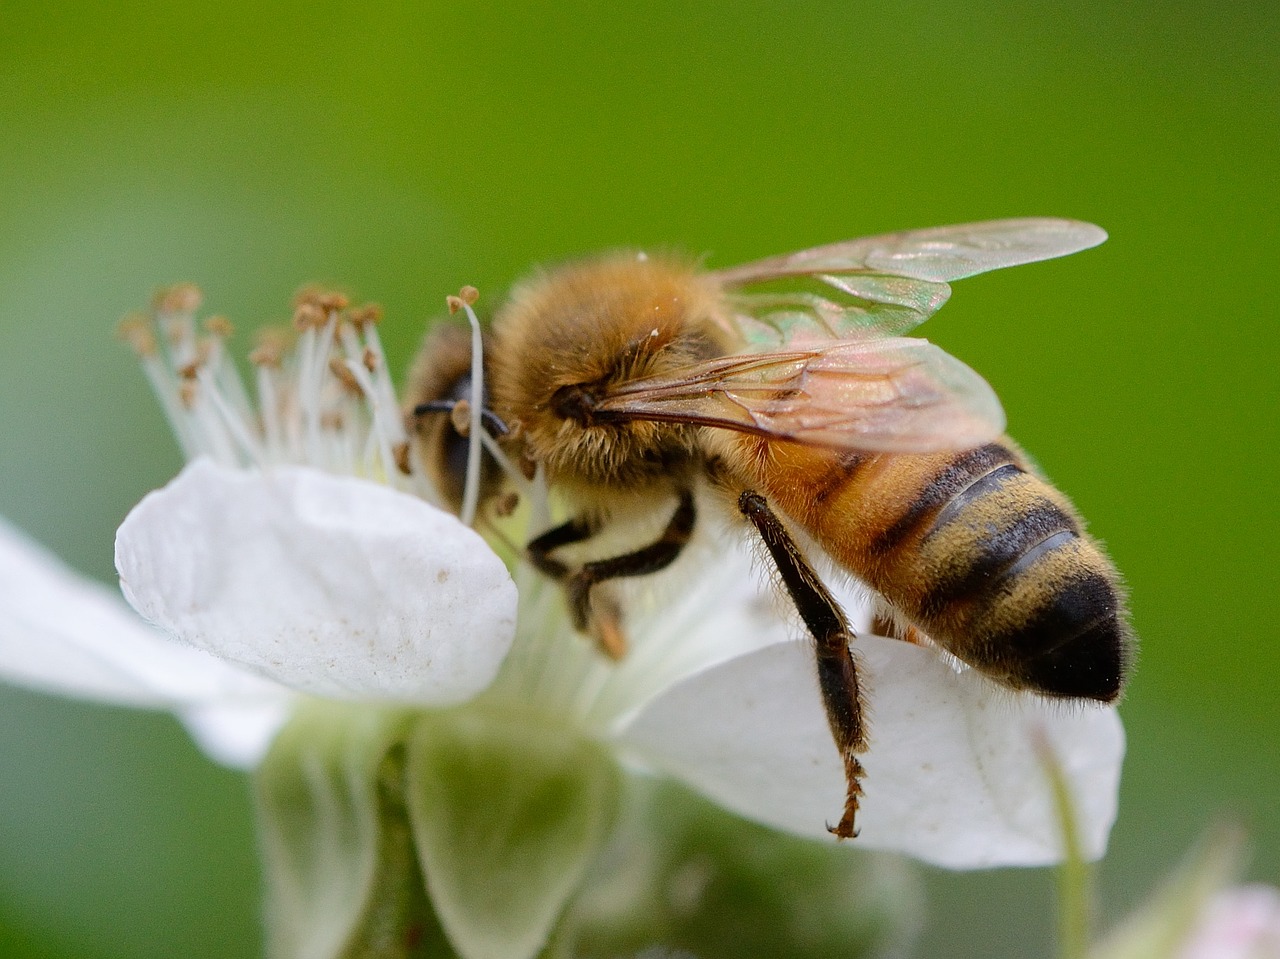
[{"xmin": 1034, "ymin": 729, "xmax": 1092, "ymax": 959}]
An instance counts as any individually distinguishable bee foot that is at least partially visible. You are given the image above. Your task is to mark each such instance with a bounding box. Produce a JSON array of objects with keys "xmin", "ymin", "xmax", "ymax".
[
  {"xmin": 587, "ymin": 592, "xmax": 628, "ymax": 660},
  {"xmin": 828, "ymin": 754, "xmax": 865, "ymax": 840}
]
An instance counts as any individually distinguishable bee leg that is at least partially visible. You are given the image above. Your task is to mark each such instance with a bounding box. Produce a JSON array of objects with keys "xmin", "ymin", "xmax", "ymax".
[
  {"xmin": 526, "ymin": 515, "xmax": 602, "ymax": 580},
  {"xmin": 562, "ymin": 490, "xmax": 697, "ymax": 660},
  {"xmin": 526, "ymin": 515, "xmax": 625, "ymax": 654},
  {"xmin": 738, "ymin": 490, "xmax": 867, "ymax": 840}
]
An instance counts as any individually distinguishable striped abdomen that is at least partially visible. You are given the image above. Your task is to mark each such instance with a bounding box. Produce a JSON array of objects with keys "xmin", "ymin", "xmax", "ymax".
[{"xmin": 740, "ymin": 438, "xmax": 1133, "ymax": 702}]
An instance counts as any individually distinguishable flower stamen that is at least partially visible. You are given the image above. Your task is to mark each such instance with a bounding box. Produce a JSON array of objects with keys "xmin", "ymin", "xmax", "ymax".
[
  {"xmin": 449, "ymin": 286, "xmax": 485, "ymax": 528},
  {"xmin": 122, "ymin": 285, "xmax": 426, "ymax": 495}
]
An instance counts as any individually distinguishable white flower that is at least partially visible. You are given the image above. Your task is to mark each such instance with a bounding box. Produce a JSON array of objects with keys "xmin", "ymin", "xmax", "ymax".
[
  {"xmin": 1179, "ymin": 886, "xmax": 1280, "ymax": 959},
  {"xmin": 0, "ymin": 284, "xmax": 1124, "ymax": 871},
  {"xmin": 1089, "ymin": 829, "xmax": 1280, "ymax": 959}
]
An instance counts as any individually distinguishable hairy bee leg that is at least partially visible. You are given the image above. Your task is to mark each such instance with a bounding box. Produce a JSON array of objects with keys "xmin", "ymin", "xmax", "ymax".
[
  {"xmin": 526, "ymin": 516, "xmax": 630, "ymax": 654},
  {"xmin": 871, "ymin": 612, "xmax": 929, "ymax": 647},
  {"xmin": 526, "ymin": 515, "xmax": 601, "ymax": 580},
  {"xmin": 738, "ymin": 490, "xmax": 867, "ymax": 840},
  {"xmin": 561, "ymin": 490, "xmax": 697, "ymax": 658}
]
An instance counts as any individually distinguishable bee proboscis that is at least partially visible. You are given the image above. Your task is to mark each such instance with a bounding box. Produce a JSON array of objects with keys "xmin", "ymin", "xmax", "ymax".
[{"xmin": 407, "ymin": 218, "xmax": 1133, "ymax": 839}]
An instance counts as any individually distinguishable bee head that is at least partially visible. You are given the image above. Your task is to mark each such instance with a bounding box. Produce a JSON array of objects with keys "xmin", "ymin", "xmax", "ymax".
[{"xmin": 488, "ymin": 252, "xmax": 729, "ymax": 488}]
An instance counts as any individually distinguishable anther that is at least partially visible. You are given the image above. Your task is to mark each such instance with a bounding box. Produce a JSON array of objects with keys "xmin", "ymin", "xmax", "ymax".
[
  {"xmin": 117, "ymin": 314, "xmax": 158, "ymax": 357},
  {"xmin": 362, "ymin": 347, "xmax": 378, "ymax": 372},
  {"xmin": 293, "ymin": 303, "xmax": 325, "ymax": 331},
  {"xmin": 154, "ymin": 283, "xmax": 203, "ymax": 316},
  {"xmin": 249, "ymin": 329, "xmax": 289, "ymax": 368},
  {"xmin": 350, "ymin": 304, "xmax": 383, "ymax": 327},
  {"xmin": 293, "ymin": 286, "xmax": 350, "ymax": 313},
  {"xmin": 393, "ymin": 441, "xmax": 412, "ymax": 476},
  {"xmin": 447, "ymin": 286, "xmax": 480, "ymax": 314},
  {"xmin": 315, "ymin": 291, "xmax": 350, "ymax": 313},
  {"xmin": 204, "ymin": 315, "xmax": 235, "ymax": 338},
  {"xmin": 328, "ymin": 357, "xmax": 363, "ymax": 394},
  {"xmin": 494, "ymin": 491, "xmax": 520, "ymax": 518}
]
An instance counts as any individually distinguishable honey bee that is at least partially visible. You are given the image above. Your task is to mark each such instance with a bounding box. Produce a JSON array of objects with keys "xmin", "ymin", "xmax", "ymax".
[{"xmin": 406, "ymin": 218, "xmax": 1134, "ymax": 839}]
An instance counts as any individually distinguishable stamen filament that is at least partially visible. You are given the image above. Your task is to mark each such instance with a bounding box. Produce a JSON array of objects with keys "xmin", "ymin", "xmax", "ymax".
[
  {"xmin": 137, "ymin": 355, "xmax": 200, "ymax": 460},
  {"xmin": 160, "ymin": 312, "xmax": 198, "ymax": 372},
  {"xmin": 256, "ymin": 365, "xmax": 283, "ymax": 460},
  {"xmin": 359, "ymin": 321, "xmax": 409, "ymax": 449},
  {"xmin": 196, "ymin": 369, "xmax": 267, "ymax": 467},
  {"xmin": 295, "ymin": 325, "xmax": 324, "ymax": 463},
  {"xmin": 459, "ymin": 299, "xmax": 484, "ymax": 528},
  {"xmin": 205, "ymin": 333, "xmax": 256, "ymax": 427},
  {"xmin": 188, "ymin": 384, "xmax": 240, "ymax": 466},
  {"xmin": 478, "ymin": 430, "xmax": 535, "ymax": 500}
]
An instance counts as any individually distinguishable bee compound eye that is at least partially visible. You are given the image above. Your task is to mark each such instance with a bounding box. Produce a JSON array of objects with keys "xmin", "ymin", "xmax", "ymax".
[{"xmin": 550, "ymin": 384, "xmax": 598, "ymax": 425}]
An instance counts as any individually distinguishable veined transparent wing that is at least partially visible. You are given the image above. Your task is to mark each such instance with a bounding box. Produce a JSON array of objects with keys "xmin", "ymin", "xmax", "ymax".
[
  {"xmin": 591, "ymin": 338, "xmax": 1006, "ymax": 453},
  {"xmin": 711, "ymin": 218, "xmax": 1106, "ymax": 347}
]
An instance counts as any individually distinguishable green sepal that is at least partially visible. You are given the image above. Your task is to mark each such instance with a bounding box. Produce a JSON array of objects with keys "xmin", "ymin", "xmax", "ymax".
[
  {"xmin": 405, "ymin": 710, "xmax": 621, "ymax": 959},
  {"xmin": 253, "ymin": 701, "xmax": 454, "ymax": 959}
]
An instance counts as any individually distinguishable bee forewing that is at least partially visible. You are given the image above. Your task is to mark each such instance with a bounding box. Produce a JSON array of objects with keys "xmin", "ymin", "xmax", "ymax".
[
  {"xmin": 713, "ymin": 218, "xmax": 1107, "ymax": 285},
  {"xmin": 726, "ymin": 272, "xmax": 953, "ymax": 345},
  {"xmin": 595, "ymin": 340, "xmax": 1006, "ymax": 453}
]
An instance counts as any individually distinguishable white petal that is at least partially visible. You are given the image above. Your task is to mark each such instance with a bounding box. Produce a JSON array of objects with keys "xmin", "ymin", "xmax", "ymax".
[
  {"xmin": 116, "ymin": 460, "xmax": 518, "ymax": 704},
  {"xmin": 586, "ymin": 537, "xmax": 875, "ymax": 730},
  {"xmin": 180, "ymin": 696, "xmax": 295, "ymax": 769},
  {"xmin": 618, "ymin": 634, "xmax": 1123, "ymax": 869},
  {"xmin": 0, "ymin": 515, "xmax": 283, "ymax": 707},
  {"xmin": 1179, "ymin": 886, "xmax": 1280, "ymax": 959}
]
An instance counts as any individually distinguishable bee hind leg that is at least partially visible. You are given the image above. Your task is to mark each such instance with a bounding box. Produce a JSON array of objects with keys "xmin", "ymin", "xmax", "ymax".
[{"xmin": 738, "ymin": 490, "xmax": 867, "ymax": 840}]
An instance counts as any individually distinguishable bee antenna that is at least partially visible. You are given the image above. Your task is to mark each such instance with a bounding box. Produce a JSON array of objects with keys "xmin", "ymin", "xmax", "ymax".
[{"xmin": 412, "ymin": 400, "xmax": 509, "ymax": 438}]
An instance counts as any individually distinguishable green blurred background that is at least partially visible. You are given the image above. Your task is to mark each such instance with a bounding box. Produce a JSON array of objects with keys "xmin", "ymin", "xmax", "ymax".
[{"xmin": 0, "ymin": 2, "xmax": 1276, "ymax": 956}]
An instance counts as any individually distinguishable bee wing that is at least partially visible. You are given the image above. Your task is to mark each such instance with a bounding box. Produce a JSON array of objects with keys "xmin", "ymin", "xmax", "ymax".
[
  {"xmin": 593, "ymin": 338, "xmax": 1005, "ymax": 453},
  {"xmin": 712, "ymin": 218, "xmax": 1106, "ymax": 344},
  {"xmin": 715, "ymin": 218, "xmax": 1107, "ymax": 285}
]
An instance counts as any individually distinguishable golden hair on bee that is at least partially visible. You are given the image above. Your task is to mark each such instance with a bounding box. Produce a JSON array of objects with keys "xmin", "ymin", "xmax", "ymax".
[
  {"xmin": 487, "ymin": 252, "xmax": 736, "ymax": 491},
  {"xmin": 405, "ymin": 218, "xmax": 1133, "ymax": 840}
]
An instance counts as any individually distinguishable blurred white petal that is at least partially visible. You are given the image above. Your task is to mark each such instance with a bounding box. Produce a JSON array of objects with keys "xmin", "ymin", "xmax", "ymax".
[
  {"xmin": 116, "ymin": 459, "xmax": 518, "ymax": 705},
  {"xmin": 0, "ymin": 515, "xmax": 281, "ymax": 707},
  {"xmin": 1179, "ymin": 885, "xmax": 1280, "ymax": 959},
  {"xmin": 619, "ymin": 633, "xmax": 1122, "ymax": 869},
  {"xmin": 180, "ymin": 696, "xmax": 297, "ymax": 769}
]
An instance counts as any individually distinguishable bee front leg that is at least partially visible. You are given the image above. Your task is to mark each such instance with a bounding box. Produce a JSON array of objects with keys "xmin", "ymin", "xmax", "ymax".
[
  {"xmin": 559, "ymin": 491, "xmax": 697, "ymax": 660},
  {"xmin": 526, "ymin": 514, "xmax": 602, "ymax": 580},
  {"xmin": 523, "ymin": 512, "xmax": 630, "ymax": 659},
  {"xmin": 738, "ymin": 490, "xmax": 867, "ymax": 840}
]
